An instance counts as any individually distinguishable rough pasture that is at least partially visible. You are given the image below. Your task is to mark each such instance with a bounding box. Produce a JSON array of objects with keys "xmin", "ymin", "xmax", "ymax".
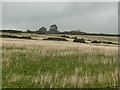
[{"xmin": 2, "ymin": 33, "xmax": 118, "ymax": 88}]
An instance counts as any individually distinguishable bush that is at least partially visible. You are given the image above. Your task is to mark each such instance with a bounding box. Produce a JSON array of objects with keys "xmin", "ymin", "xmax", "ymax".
[
  {"xmin": 73, "ymin": 38, "xmax": 85, "ymax": 43},
  {"xmin": 61, "ymin": 35, "xmax": 70, "ymax": 38},
  {"xmin": 43, "ymin": 37, "xmax": 68, "ymax": 41},
  {"xmin": 91, "ymin": 40, "xmax": 101, "ymax": 43}
]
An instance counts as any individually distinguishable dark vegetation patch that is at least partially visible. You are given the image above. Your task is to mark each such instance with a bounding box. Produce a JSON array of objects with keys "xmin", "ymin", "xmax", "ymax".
[
  {"xmin": 73, "ymin": 37, "xmax": 86, "ymax": 43},
  {"xmin": 91, "ymin": 40, "xmax": 101, "ymax": 43},
  {"xmin": 71, "ymin": 36, "xmax": 78, "ymax": 39},
  {"xmin": 0, "ymin": 34, "xmax": 33, "ymax": 40},
  {"xmin": 91, "ymin": 40, "xmax": 119, "ymax": 45},
  {"xmin": 72, "ymin": 36, "xmax": 119, "ymax": 45},
  {"xmin": 0, "ymin": 30, "xmax": 22, "ymax": 33},
  {"xmin": 61, "ymin": 35, "xmax": 70, "ymax": 38},
  {"xmin": 87, "ymin": 39, "xmax": 92, "ymax": 41},
  {"xmin": 106, "ymin": 86, "xmax": 118, "ymax": 88},
  {"xmin": 43, "ymin": 37, "xmax": 68, "ymax": 41}
]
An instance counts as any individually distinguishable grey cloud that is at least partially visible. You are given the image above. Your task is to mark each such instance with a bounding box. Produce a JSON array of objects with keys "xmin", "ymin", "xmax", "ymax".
[
  {"xmin": 0, "ymin": 3, "xmax": 2, "ymax": 29},
  {"xmin": 2, "ymin": 2, "xmax": 118, "ymax": 34}
]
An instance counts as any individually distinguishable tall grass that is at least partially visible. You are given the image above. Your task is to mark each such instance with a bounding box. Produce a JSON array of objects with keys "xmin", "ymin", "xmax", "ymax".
[
  {"xmin": 0, "ymin": 37, "xmax": 2, "ymax": 89},
  {"xmin": 2, "ymin": 38, "xmax": 118, "ymax": 88}
]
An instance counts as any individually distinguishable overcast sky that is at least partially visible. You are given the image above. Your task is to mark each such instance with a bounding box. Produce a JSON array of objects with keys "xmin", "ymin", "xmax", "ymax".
[{"xmin": 2, "ymin": 2, "xmax": 118, "ymax": 34}]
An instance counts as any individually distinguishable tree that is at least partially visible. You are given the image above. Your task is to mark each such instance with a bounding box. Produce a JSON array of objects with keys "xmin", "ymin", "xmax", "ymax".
[
  {"xmin": 27, "ymin": 29, "xmax": 31, "ymax": 33},
  {"xmin": 76, "ymin": 29, "xmax": 81, "ymax": 32},
  {"xmin": 49, "ymin": 24, "xmax": 59, "ymax": 34},
  {"xmin": 37, "ymin": 27, "xmax": 47, "ymax": 34},
  {"xmin": 70, "ymin": 29, "xmax": 83, "ymax": 34}
]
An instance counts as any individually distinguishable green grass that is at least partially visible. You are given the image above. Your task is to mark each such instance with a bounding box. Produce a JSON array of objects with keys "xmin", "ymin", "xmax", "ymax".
[
  {"xmin": 75, "ymin": 35, "xmax": 118, "ymax": 42},
  {"xmin": 2, "ymin": 32, "xmax": 118, "ymax": 42},
  {"xmin": 2, "ymin": 38, "xmax": 118, "ymax": 88}
]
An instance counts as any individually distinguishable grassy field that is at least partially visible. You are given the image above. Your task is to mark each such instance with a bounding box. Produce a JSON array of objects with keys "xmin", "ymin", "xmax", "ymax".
[
  {"xmin": 1, "ymin": 32, "xmax": 118, "ymax": 42},
  {"xmin": 2, "ymin": 33, "xmax": 118, "ymax": 88}
]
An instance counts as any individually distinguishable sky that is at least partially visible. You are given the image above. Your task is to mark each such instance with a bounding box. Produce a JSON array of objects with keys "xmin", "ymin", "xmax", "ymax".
[
  {"xmin": 0, "ymin": 3, "xmax": 2, "ymax": 30},
  {"xmin": 2, "ymin": 2, "xmax": 118, "ymax": 34}
]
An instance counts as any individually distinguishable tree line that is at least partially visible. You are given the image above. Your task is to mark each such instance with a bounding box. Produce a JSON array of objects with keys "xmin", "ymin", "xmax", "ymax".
[{"xmin": 0, "ymin": 24, "xmax": 119, "ymax": 37}]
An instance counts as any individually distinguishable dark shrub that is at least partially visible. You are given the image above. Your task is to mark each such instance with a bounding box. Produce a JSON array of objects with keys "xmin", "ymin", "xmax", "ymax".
[
  {"xmin": 87, "ymin": 39, "xmax": 92, "ymax": 41},
  {"xmin": 73, "ymin": 38, "xmax": 85, "ymax": 43},
  {"xmin": 1, "ymin": 35, "xmax": 32, "ymax": 39},
  {"xmin": 71, "ymin": 36, "xmax": 78, "ymax": 39},
  {"xmin": 101, "ymin": 41, "xmax": 107, "ymax": 43},
  {"xmin": 106, "ymin": 42, "xmax": 113, "ymax": 44},
  {"xmin": 61, "ymin": 35, "xmax": 70, "ymax": 38},
  {"xmin": 43, "ymin": 37, "xmax": 67, "ymax": 41},
  {"xmin": 91, "ymin": 40, "xmax": 101, "ymax": 43}
]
